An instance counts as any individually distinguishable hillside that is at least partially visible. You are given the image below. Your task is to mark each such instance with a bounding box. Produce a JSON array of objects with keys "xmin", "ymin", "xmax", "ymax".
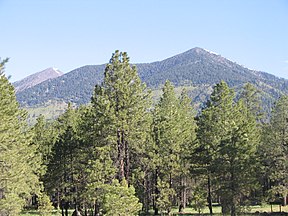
[
  {"xmin": 14, "ymin": 67, "xmax": 63, "ymax": 92},
  {"xmin": 15, "ymin": 48, "xmax": 288, "ymax": 110}
]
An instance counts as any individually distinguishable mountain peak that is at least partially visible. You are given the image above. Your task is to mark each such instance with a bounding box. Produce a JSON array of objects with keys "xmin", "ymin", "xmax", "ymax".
[
  {"xmin": 13, "ymin": 67, "xmax": 64, "ymax": 93},
  {"xmin": 186, "ymin": 47, "xmax": 219, "ymax": 56},
  {"xmin": 15, "ymin": 48, "xmax": 288, "ymax": 109}
]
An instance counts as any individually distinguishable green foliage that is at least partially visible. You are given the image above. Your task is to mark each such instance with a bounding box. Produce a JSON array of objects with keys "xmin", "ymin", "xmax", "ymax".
[
  {"xmin": 101, "ymin": 179, "xmax": 142, "ymax": 216},
  {"xmin": 0, "ymin": 59, "xmax": 40, "ymax": 215},
  {"xmin": 31, "ymin": 115, "xmax": 58, "ymax": 178},
  {"xmin": 44, "ymin": 104, "xmax": 82, "ymax": 207},
  {"xmin": 190, "ymin": 184, "xmax": 207, "ymax": 214},
  {"xmin": 90, "ymin": 50, "xmax": 152, "ymax": 183},
  {"xmin": 85, "ymin": 146, "xmax": 117, "ymax": 207},
  {"xmin": 156, "ymin": 180, "xmax": 176, "ymax": 214},
  {"xmin": 196, "ymin": 81, "xmax": 259, "ymax": 215},
  {"xmin": 259, "ymin": 96, "xmax": 288, "ymax": 204},
  {"xmin": 152, "ymin": 81, "xmax": 197, "ymax": 213},
  {"xmin": 38, "ymin": 193, "xmax": 54, "ymax": 216}
]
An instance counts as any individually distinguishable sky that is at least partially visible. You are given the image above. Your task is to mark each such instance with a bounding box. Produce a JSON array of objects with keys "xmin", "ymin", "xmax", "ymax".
[{"xmin": 1, "ymin": 0, "xmax": 288, "ymax": 82}]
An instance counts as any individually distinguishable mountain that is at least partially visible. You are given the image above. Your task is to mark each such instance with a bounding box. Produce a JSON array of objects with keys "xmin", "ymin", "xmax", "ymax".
[
  {"xmin": 15, "ymin": 48, "xmax": 288, "ymax": 110},
  {"xmin": 13, "ymin": 67, "xmax": 63, "ymax": 93}
]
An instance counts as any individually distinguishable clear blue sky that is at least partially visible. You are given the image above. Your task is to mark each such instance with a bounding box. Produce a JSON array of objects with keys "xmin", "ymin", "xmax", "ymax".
[{"xmin": 1, "ymin": 0, "xmax": 288, "ymax": 81}]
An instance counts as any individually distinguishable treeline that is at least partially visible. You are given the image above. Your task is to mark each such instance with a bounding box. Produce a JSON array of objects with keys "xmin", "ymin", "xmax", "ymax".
[{"xmin": 0, "ymin": 51, "xmax": 288, "ymax": 216}]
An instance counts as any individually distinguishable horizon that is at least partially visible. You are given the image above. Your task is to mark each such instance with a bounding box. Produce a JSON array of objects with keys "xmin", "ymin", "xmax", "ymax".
[{"xmin": 1, "ymin": 0, "xmax": 287, "ymax": 82}]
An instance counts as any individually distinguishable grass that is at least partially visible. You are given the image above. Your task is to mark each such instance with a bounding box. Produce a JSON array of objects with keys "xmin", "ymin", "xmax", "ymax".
[
  {"xmin": 20, "ymin": 204, "xmax": 288, "ymax": 216},
  {"xmin": 25, "ymin": 101, "xmax": 68, "ymax": 125},
  {"xmin": 169, "ymin": 204, "xmax": 288, "ymax": 215},
  {"xmin": 20, "ymin": 209, "xmax": 72, "ymax": 216}
]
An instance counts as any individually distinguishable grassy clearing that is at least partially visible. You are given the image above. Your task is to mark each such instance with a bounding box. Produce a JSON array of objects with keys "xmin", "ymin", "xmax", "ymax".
[
  {"xmin": 169, "ymin": 204, "xmax": 288, "ymax": 215},
  {"xmin": 20, "ymin": 204, "xmax": 288, "ymax": 216},
  {"xmin": 25, "ymin": 101, "xmax": 68, "ymax": 125}
]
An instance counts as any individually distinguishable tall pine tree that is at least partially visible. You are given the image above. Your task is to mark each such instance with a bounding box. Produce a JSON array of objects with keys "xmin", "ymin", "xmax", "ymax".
[
  {"xmin": 260, "ymin": 96, "xmax": 288, "ymax": 206},
  {"xmin": 196, "ymin": 81, "xmax": 259, "ymax": 216},
  {"xmin": 90, "ymin": 50, "xmax": 151, "ymax": 184},
  {"xmin": 0, "ymin": 59, "xmax": 40, "ymax": 215}
]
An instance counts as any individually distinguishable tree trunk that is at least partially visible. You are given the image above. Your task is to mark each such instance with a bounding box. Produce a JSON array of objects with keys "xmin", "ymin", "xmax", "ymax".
[
  {"xmin": 117, "ymin": 129, "xmax": 125, "ymax": 181},
  {"xmin": 231, "ymin": 169, "xmax": 236, "ymax": 216},
  {"xmin": 123, "ymin": 131, "xmax": 130, "ymax": 184},
  {"xmin": 94, "ymin": 199, "xmax": 100, "ymax": 216},
  {"xmin": 207, "ymin": 175, "xmax": 213, "ymax": 215},
  {"xmin": 283, "ymin": 194, "xmax": 287, "ymax": 206},
  {"xmin": 154, "ymin": 168, "xmax": 160, "ymax": 215},
  {"xmin": 179, "ymin": 175, "xmax": 187, "ymax": 211},
  {"xmin": 65, "ymin": 204, "xmax": 69, "ymax": 216},
  {"xmin": 144, "ymin": 175, "xmax": 150, "ymax": 213},
  {"xmin": 57, "ymin": 190, "xmax": 60, "ymax": 209}
]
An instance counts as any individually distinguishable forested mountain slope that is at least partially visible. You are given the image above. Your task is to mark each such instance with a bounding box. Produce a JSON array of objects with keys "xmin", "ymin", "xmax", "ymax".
[{"xmin": 15, "ymin": 47, "xmax": 288, "ymax": 107}]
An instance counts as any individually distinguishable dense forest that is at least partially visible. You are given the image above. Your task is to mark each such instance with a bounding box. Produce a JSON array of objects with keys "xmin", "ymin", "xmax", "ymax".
[{"xmin": 1, "ymin": 51, "xmax": 288, "ymax": 216}]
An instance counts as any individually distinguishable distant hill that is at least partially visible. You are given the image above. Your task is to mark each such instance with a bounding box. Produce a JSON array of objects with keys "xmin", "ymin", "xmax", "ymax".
[
  {"xmin": 14, "ymin": 67, "xmax": 63, "ymax": 93},
  {"xmin": 15, "ymin": 48, "xmax": 288, "ymax": 111}
]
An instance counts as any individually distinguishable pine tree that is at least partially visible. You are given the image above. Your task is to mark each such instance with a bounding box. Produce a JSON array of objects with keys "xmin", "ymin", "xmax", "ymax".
[
  {"xmin": 44, "ymin": 104, "xmax": 81, "ymax": 213},
  {"xmin": 196, "ymin": 81, "xmax": 259, "ymax": 216},
  {"xmin": 38, "ymin": 192, "xmax": 54, "ymax": 216},
  {"xmin": 177, "ymin": 89, "xmax": 197, "ymax": 210},
  {"xmin": 77, "ymin": 51, "xmax": 152, "ymax": 213},
  {"xmin": 239, "ymin": 83, "xmax": 264, "ymax": 122},
  {"xmin": 152, "ymin": 81, "xmax": 197, "ymax": 214},
  {"xmin": 260, "ymin": 96, "xmax": 288, "ymax": 206},
  {"xmin": 90, "ymin": 50, "xmax": 151, "ymax": 184},
  {"xmin": 0, "ymin": 59, "xmax": 40, "ymax": 215},
  {"xmin": 31, "ymin": 115, "xmax": 57, "ymax": 178},
  {"xmin": 152, "ymin": 81, "xmax": 181, "ymax": 214},
  {"xmin": 102, "ymin": 179, "xmax": 142, "ymax": 216},
  {"xmin": 196, "ymin": 81, "xmax": 235, "ymax": 215}
]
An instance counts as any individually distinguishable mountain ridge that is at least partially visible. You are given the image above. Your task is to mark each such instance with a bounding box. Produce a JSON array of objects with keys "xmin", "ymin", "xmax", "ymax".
[
  {"xmin": 14, "ymin": 67, "xmax": 63, "ymax": 93},
  {"xmin": 15, "ymin": 47, "xmax": 288, "ymax": 110}
]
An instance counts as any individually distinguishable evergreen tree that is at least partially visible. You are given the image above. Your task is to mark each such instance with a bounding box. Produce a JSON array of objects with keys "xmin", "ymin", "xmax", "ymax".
[
  {"xmin": 239, "ymin": 83, "xmax": 264, "ymax": 122},
  {"xmin": 177, "ymin": 89, "xmax": 197, "ymax": 210},
  {"xmin": 196, "ymin": 81, "xmax": 259, "ymax": 216},
  {"xmin": 0, "ymin": 59, "xmax": 40, "ymax": 215},
  {"xmin": 260, "ymin": 96, "xmax": 288, "ymax": 206},
  {"xmin": 152, "ymin": 81, "xmax": 197, "ymax": 214},
  {"xmin": 75, "ymin": 51, "xmax": 152, "ymax": 213},
  {"xmin": 38, "ymin": 192, "xmax": 54, "ymax": 216},
  {"xmin": 152, "ymin": 81, "xmax": 181, "ymax": 214},
  {"xmin": 196, "ymin": 81, "xmax": 235, "ymax": 215},
  {"xmin": 31, "ymin": 115, "xmax": 58, "ymax": 178},
  {"xmin": 90, "ymin": 50, "xmax": 151, "ymax": 184},
  {"xmin": 44, "ymin": 104, "xmax": 81, "ymax": 213},
  {"xmin": 102, "ymin": 179, "xmax": 142, "ymax": 216}
]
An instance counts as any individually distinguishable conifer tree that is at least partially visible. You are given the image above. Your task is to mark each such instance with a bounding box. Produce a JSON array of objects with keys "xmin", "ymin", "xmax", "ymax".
[
  {"xmin": 260, "ymin": 96, "xmax": 288, "ymax": 206},
  {"xmin": 239, "ymin": 83, "xmax": 264, "ymax": 122},
  {"xmin": 177, "ymin": 89, "xmax": 197, "ymax": 210},
  {"xmin": 196, "ymin": 81, "xmax": 259, "ymax": 216},
  {"xmin": 31, "ymin": 115, "xmax": 57, "ymax": 178},
  {"xmin": 102, "ymin": 179, "xmax": 142, "ymax": 216},
  {"xmin": 152, "ymin": 81, "xmax": 197, "ymax": 214},
  {"xmin": 0, "ymin": 59, "xmax": 40, "ymax": 215},
  {"xmin": 44, "ymin": 104, "xmax": 81, "ymax": 212},
  {"xmin": 90, "ymin": 50, "xmax": 151, "ymax": 184},
  {"xmin": 196, "ymin": 81, "xmax": 235, "ymax": 215},
  {"xmin": 152, "ymin": 81, "xmax": 180, "ymax": 214}
]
